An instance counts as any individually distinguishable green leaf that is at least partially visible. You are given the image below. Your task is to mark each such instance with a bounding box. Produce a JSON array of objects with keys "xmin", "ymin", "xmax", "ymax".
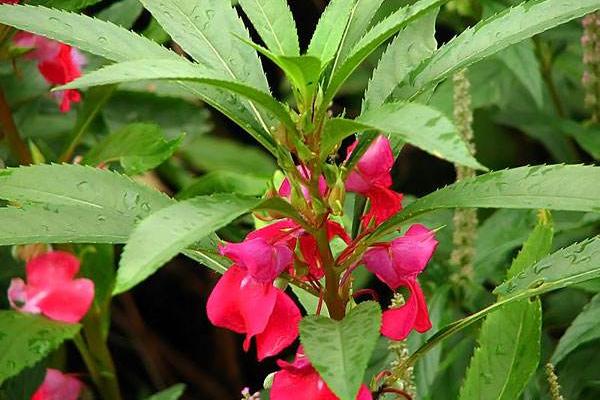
[
  {"xmin": 83, "ymin": 123, "xmax": 183, "ymax": 175},
  {"xmin": 78, "ymin": 245, "xmax": 116, "ymax": 309},
  {"xmin": 299, "ymin": 301, "xmax": 382, "ymax": 400},
  {"xmin": 0, "ymin": 5, "xmax": 276, "ymax": 155},
  {"xmin": 59, "ymin": 59, "xmax": 296, "ymax": 137},
  {"xmin": 373, "ymin": 165, "xmax": 600, "ymax": 240},
  {"xmin": 291, "ymin": 285, "xmax": 329, "ymax": 318},
  {"xmin": 0, "ymin": 164, "xmax": 172, "ymax": 245},
  {"xmin": 496, "ymin": 236, "xmax": 600, "ymax": 297},
  {"xmin": 307, "ymin": 0, "xmax": 356, "ymax": 67},
  {"xmin": 138, "ymin": 0, "xmax": 275, "ymax": 135},
  {"xmin": 323, "ymin": 0, "xmax": 444, "ymax": 109},
  {"xmin": 552, "ymin": 293, "xmax": 600, "ymax": 364},
  {"xmin": 363, "ymin": 8, "xmax": 438, "ymax": 111},
  {"xmin": 177, "ymin": 171, "xmax": 267, "ymax": 199},
  {"xmin": 145, "ymin": 384, "xmax": 186, "ymax": 400},
  {"xmin": 114, "ymin": 194, "xmax": 264, "ymax": 294},
  {"xmin": 0, "ymin": 360, "xmax": 46, "ymax": 400},
  {"xmin": 0, "ymin": 5, "xmax": 172, "ymax": 61},
  {"xmin": 401, "ymin": 0, "xmax": 600, "ymax": 99},
  {"xmin": 322, "ymin": 102, "xmax": 485, "ymax": 170},
  {"xmin": 334, "ymin": 0, "xmax": 386, "ymax": 70},
  {"xmin": 0, "ymin": 311, "xmax": 80, "ymax": 385},
  {"xmin": 459, "ymin": 211, "xmax": 553, "ymax": 400},
  {"xmin": 241, "ymin": 39, "xmax": 321, "ymax": 104},
  {"xmin": 238, "ymin": 0, "xmax": 299, "ymax": 55}
]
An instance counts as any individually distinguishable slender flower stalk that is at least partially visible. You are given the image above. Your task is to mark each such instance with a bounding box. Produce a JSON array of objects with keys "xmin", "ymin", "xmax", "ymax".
[
  {"xmin": 582, "ymin": 12, "xmax": 600, "ymax": 122},
  {"xmin": 384, "ymin": 294, "xmax": 415, "ymax": 397},
  {"xmin": 450, "ymin": 69, "xmax": 478, "ymax": 281}
]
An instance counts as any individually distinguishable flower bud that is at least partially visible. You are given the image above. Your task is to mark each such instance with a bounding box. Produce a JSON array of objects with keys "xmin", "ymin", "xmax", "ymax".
[{"xmin": 328, "ymin": 177, "xmax": 346, "ymax": 216}]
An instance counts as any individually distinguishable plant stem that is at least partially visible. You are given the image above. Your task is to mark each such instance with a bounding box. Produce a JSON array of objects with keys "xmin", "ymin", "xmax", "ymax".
[
  {"xmin": 315, "ymin": 226, "xmax": 345, "ymax": 320},
  {"xmin": 534, "ymin": 38, "xmax": 565, "ymax": 118},
  {"xmin": 0, "ymin": 86, "xmax": 32, "ymax": 164},
  {"xmin": 76, "ymin": 308, "xmax": 123, "ymax": 400}
]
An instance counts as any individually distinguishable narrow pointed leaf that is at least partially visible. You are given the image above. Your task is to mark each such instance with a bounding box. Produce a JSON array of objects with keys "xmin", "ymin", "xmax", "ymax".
[
  {"xmin": 238, "ymin": 0, "xmax": 299, "ymax": 55},
  {"xmin": 0, "ymin": 312, "xmax": 80, "ymax": 384},
  {"xmin": 0, "ymin": 164, "xmax": 172, "ymax": 245},
  {"xmin": 300, "ymin": 302, "xmax": 382, "ymax": 400},
  {"xmin": 400, "ymin": 0, "xmax": 600, "ymax": 99},
  {"xmin": 372, "ymin": 165, "xmax": 600, "ymax": 240},
  {"xmin": 459, "ymin": 211, "xmax": 553, "ymax": 400},
  {"xmin": 323, "ymin": 0, "xmax": 444, "ymax": 108},
  {"xmin": 335, "ymin": 0, "xmax": 385, "ymax": 68},
  {"xmin": 307, "ymin": 0, "xmax": 356, "ymax": 66},
  {"xmin": 322, "ymin": 102, "xmax": 485, "ymax": 170},
  {"xmin": 115, "ymin": 194, "xmax": 263, "ymax": 294},
  {"xmin": 59, "ymin": 59, "xmax": 296, "ymax": 136},
  {"xmin": 363, "ymin": 9, "xmax": 438, "ymax": 111}
]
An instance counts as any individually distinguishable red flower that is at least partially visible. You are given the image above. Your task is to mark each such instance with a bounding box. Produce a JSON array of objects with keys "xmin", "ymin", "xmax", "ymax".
[
  {"xmin": 279, "ymin": 165, "xmax": 328, "ymax": 203},
  {"xmin": 346, "ymin": 135, "xmax": 403, "ymax": 226},
  {"xmin": 13, "ymin": 33, "xmax": 85, "ymax": 112},
  {"xmin": 7, "ymin": 251, "xmax": 94, "ymax": 324},
  {"xmin": 32, "ymin": 369, "xmax": 82, "ymax": 400},
  {"xmin": 0, "ymin": 0, "xmax": 20, "ymax": 4},
  {"xmin": 206, "ymin": 265, "xmax": 301, "ymax": 360},
  {"xmin": 362, "ymin": 224, "xmax": 438, "ymax": 340},
  {"xmin": 271, "ymin": 347, "xmax": 372, "ymax": 400}
]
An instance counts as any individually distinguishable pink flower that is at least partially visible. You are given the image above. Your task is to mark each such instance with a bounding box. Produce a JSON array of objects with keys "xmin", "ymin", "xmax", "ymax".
[
  {"xmin": 346, "ymin": 135, "xmax": 403, "ymax": 226},
  {"xmin": 7, "ymin": 251, "xmax": 94, "ymax": 324},
  {"xmin": 0, "ymin": 0, "xmax": 19, "ymax": 3},
  {"xmin": 271, "ymin": 347, "xmax": 372, "ymax": 400},
  {"xmin": 13, "ymin": 33, "xmax": 85, "ymax": 112},
  {"xmin": 32, "ymin": 369, "xmax": 82, "ymax": 400},
  {"xmin": 362, "ymin": 224, "xmax": 438, "ymax": 340},
  {"xmin": 206, "ymin": 265, "xmax": 301, "ymax": 360}
]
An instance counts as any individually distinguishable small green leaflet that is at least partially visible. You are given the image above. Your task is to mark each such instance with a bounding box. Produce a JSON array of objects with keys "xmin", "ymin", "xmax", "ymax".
[
  {"xmin": 401, "ymin": 0, "xmax": 600, "ymax": 99},
  {"xmin": 300, "ymin": 301, "xmax": 381, "ymax": 400},
  {"xmin": 145, "ymin": 384, "xmax": 186, "ymax": 400},
  {"xmin": 552, "ymin": 293, "xmax": 600, "ymax": 364},
  {"xmin": 459, "ymin": 210, "xmax": 553, "ymax": 400},
  {"xmin": 322, "ymin": 102, "xmax": 485, "ymax": 170},
  {"xmin": 238, "ymin": 0, "xmax": 299, "ymax": 56},
  {"xmin": 0, "ymin": 311, "xmax": 80, "ymax": 385},
  {"xmin": 114, "ymin": 194, "xmax": 263, "ymax": 294},
  {"xmin": 177, "ymin": 171, "xmax": 267, "ymax": 199},
  {"xmin": 83, "ymin": 123, "xmax": 183, "ymax": 175},
  {"xmin": 372, "ymin": 165, "xmax": 600, "ymax": 240}
]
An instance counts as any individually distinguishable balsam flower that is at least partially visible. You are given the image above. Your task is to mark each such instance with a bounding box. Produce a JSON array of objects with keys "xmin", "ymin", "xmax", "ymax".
[
  {"xmin": 271, "ymin": 347, "xmax": 372, "ymax": 400},
  {"xmin": 362, "ymin": 224, "xmax": 438, "ymax": 340},
  {"xmin": 13, "ymin": 32, "xmax": 85, "ymax": 112},
  {"xmin": 346, "ymin": 135, "xmax": 403, "ymax": 226},
  {"xmin": 8, "ymin": 251, "xmax": 94, "ymax": 324},
  {"xmin": 32, "ymin": 369, "xmax": 83, "ymax": 400},
  {"xmin": 207, "ymin": 236, "xmax": 301, "ymax": 360}
]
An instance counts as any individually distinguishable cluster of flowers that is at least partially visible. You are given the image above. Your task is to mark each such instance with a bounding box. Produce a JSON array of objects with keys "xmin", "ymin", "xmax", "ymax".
[
  {"xmin": 2, "ymin": 0, "xmax": 84, "ymax": 112},
  {"xmin": 208, "ymin": 135, "xmax": 438, "ymax": 400},
  {"xmin": 7, "ymin": 251, "xmax": 93, "ymax": 399}
]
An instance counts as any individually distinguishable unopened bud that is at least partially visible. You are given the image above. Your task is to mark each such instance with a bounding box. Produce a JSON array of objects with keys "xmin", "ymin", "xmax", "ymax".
[
  {"xmin": 328, "ymin": 177, "xmax": 346, "ymax": 216},
  {"xmin": 263, "ymin": 372, "xmax": 276, "ymax": 390},
  {"xmin": 12, "ymin": 243, "xmax": 51, "ymax": 262}
]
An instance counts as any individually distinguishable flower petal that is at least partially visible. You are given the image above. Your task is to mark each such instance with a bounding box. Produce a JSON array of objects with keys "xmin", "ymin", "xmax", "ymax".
[
  {"xmin": 37, "ymin": 278, "xmax": 94, "ymax": 323},
  {"xmin": 206, "ymin": 266, "xmax": 247, "ymax": 333},
  {"xmin": 362, "ymin": 186, "xmax": 403, "ymax": 226},
  {"xmin": 32, "ymin": 369, "xmax": 82, "ymax": 400},
  {"xmin": 220, "ymin": 238, "xmax": 293, "ymax": 282},
  {"xmin": 381, "ymin": 279, "xmax": 431, "ymax": 340},
  {"xmin": 363, "ymin": 245, "xmax": 401, "ymax": 289},
  {"xmin": 26, "ymin": 251, "xmax": 80, "ymax": 289},
  {"xmin": 238, "ymin": 277, "xmax": 278, "ymax": 351},
  {"xmin": 255, "ymin": 289, "xmax": 301, "ymax": 360},
  {"xmin": 389, "ymin": 224, "xmax": 438, "ymax": 277}
]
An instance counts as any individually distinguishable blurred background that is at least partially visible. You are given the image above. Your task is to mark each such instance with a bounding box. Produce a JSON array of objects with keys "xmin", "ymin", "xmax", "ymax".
[{"xmin": 1, "ymin": 0, "xmax": 600, "ymax": 399}]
